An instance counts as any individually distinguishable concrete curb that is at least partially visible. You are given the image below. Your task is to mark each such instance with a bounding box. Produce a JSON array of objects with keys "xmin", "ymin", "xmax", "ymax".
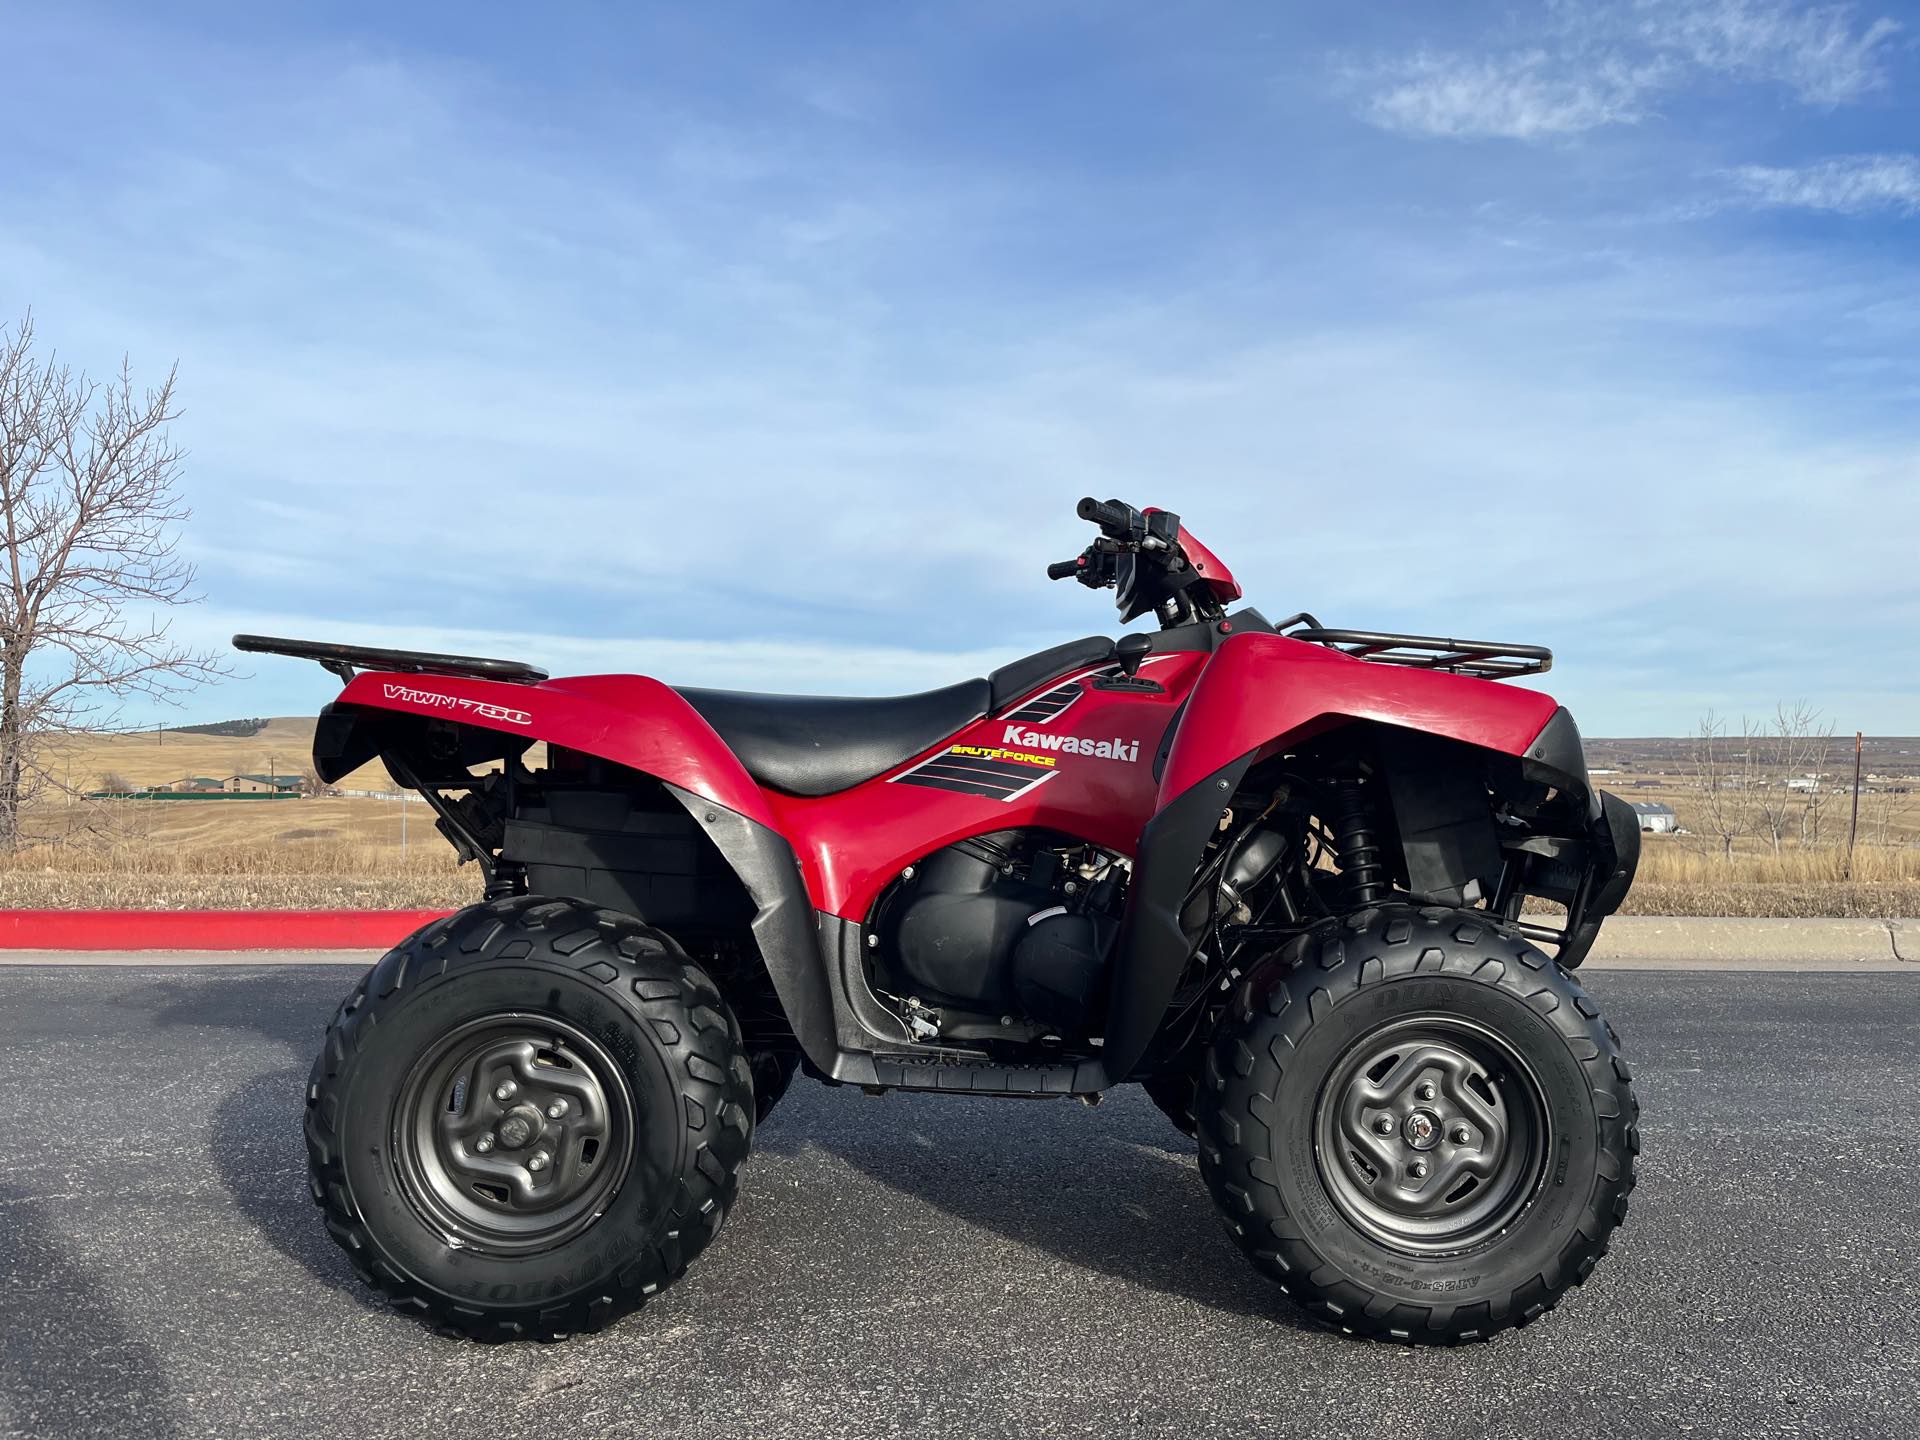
[
  {"xmin": 1583, "ymin": 916, "xmax": 1912, "ymax": 970},
  {"xmin": 0, "ymin": 909, "xmax": 447, "ymax": 951}
]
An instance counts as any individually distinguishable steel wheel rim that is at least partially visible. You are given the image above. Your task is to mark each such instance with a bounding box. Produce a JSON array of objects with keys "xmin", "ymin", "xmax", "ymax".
[
  {"xmin": 392, "ymin": 1013, "xmax": 636, "ymax": 1256},
  {"xmin": 1313, "ymin": 1015, "xmax": 1550, "ymax": 1255}
]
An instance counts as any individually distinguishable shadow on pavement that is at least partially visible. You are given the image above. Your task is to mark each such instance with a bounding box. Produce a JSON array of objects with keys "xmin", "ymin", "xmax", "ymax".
[
  {"xmin": 0, "ymin": 1184, "xmax": 180, "ymax": 1440},
  {"xmin": 152, "ymin": 967, "xmax": 355, "ymax": 1054},
  {"xmin": 207, "ymin": 1066, "xmax": 387, "ymax": 1315},
  {"xmin": 196, "ymin": 986, "xmax": 1315, "ymax": 1335},
  {"xmin": 765, "ymin": 1090, "xmax": 1316, "ymax": 1330}
]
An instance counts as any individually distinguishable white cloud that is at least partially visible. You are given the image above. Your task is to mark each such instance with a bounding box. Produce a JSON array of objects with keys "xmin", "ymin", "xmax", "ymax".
[
  {"xmin": 1729, "ymin": 154, "xmax": 1920, "ymax": 214},
  {"xmin": 1637, "ymin": 0, "xmax": 1901, "ymax": 105},
  {"xmin": 1360, "ymin": 0, "xmax": 1900, "ymax": 141},
  {"xmin": 1363, "ymin": 51, "xmax": 1664, "ymax": 140},
  {"xmin": 7, "ymin": 11, "xmax": 1919, "ymax": 734}
]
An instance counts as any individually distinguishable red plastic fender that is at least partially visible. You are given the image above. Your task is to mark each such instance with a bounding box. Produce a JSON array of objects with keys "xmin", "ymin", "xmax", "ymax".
[
  {"xmin": 1157, "ymin": 631, "xmax": 1560, "ymax": 803},
  {"xmin": 335, "ymin": 670, "xmax": 779, "ymax": 829}
]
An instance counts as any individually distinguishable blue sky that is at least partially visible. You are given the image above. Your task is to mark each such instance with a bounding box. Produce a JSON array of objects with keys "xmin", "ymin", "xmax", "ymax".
[{"xmin": 3, "ymin": 0, "xmax": 1916, "ymax": 735}]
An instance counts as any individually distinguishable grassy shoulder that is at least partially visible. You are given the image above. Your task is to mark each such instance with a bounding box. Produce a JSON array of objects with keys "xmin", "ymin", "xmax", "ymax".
[{"xmin": 0, "ymin": 803, "xmax": 1914, "ymax": 917}]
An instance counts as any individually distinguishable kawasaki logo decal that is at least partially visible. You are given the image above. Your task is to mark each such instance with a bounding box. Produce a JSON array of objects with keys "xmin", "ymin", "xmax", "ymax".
[{"xmin": 1000, "ymin": 725, "xmax": 1139, "ymax": 763}]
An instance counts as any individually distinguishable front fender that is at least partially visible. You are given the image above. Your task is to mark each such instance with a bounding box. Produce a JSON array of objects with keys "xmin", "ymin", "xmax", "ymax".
[
  {"xmin": 1103, "ymin": 632, "xmax": 1563, "ymax": 1080},
  {"xmin": 326, "ymin": 669, "xmax": 777, "ymax": 828},
  {"xmin": 1157, "ymin": 631, "xmax": 1560, "ymax": 801}
]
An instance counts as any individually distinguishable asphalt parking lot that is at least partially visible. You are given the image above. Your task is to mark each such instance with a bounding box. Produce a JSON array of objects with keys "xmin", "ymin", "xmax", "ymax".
[{"xmin": 1, "ymin": 964, "xmax": 1915, "ymax": 1440}]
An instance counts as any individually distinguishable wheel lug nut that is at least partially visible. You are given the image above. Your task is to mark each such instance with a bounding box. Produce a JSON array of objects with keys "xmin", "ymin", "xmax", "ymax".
[
  {"xmin": 1410, "ymin": 1160, "xmax": 1428, "ymax": 1178},
  {"xmin": 474, "ymin": 1135, "xmax": 494, "ymax": 1153},
  {"xmin": 528, "ymin": 1151, "xmax": 549, "ymax": 1172},
  {"xmin": 1451, "ymin": 1125, "xmax": 1471, "ymax": 1144},
  {"xmin": 1416, "ymin": 1083, "xmax": 1436, "ymax": 1101},
  {"xmin": 1374, "ymin": 1116, "xmax": 1395, "ymax": 1135},
  {"xmin": 546, "ymin": 1100, "xmax": 567, "ymax": 1119},
  {"xmin": 494, "ymin": 1081, "xmax": 516, "ymax": 1101}
]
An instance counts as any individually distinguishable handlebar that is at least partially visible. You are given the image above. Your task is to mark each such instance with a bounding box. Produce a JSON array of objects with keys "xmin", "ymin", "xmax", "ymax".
[
  {"xmin": 1051, "ymin": 495, "xmax": 1220, "ymax": 625},
  {"xmin": 1076, "ymin": 496, "xmax": 1136, "ymax": 536}
]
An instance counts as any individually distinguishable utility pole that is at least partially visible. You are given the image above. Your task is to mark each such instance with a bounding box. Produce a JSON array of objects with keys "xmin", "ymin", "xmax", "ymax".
[{"xmin": 1845, "ymin": 731, "xmax": 1863, "ymax": 880}]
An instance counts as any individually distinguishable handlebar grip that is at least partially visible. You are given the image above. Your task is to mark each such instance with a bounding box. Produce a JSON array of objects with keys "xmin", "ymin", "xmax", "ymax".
[
  {"xmin": 1046, "ymin": 558, "xmax": 1083, "ymax": 581},
  {"xmin": 1077, "ymin": 496, "xmax": 1133, "ymax": 534}
]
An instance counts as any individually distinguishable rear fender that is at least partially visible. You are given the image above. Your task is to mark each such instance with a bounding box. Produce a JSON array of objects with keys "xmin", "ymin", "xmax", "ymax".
[
  {"xmin": 1103, "ymin": 632, "xmax": 1562, "ymax": 1079},
  {"xmin": 321, "ymin": 671, "xmax": 838, "ymax": 1070},
  {"xmin": 324, "ymin": 670, "xmax": 777, "ymax": 826}
]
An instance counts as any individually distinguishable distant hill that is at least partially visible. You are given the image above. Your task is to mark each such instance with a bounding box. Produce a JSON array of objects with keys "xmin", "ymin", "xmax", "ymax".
[
  {"xmin": 39, "ymin": 717, "xmax": 396, "ymax": 793},
  {"xmin": 164, "ymin": 718, "xmax": 270, "ymax": 738},
  {"xmin": 42, "ymin": 720, "xmax": 1920, "ymax": 797},
  {"xmin": 1585, "ymin": 736, "xmax": 1920, "ymax": 779}
]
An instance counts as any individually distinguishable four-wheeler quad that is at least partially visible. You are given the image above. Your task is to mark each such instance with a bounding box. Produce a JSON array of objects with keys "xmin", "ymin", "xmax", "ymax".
[{"xmin": 241, "ymin": 496, "xmax": 1641, "ymax": 1345}]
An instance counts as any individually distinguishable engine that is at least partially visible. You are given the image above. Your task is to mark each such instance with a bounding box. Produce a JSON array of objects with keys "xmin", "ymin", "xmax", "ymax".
[{"xmin": 870, "ymin": 831, "xmax": 1123, "ymax": 1037}]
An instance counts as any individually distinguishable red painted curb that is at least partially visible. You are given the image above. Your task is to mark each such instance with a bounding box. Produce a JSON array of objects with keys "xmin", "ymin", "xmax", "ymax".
[{"xmin": 0, "ymin": 910, "xmax": 452, "ymax": 951}]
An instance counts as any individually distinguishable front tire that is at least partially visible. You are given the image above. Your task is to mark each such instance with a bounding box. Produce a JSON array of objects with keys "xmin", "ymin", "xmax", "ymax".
[
  {"xmin": 1196, "ymin": 905, "xmax": 1637, "ymax": 1345},
  {"xmin": 305, "ymin": 897, "xmax": 755, "ymax": 1341}
]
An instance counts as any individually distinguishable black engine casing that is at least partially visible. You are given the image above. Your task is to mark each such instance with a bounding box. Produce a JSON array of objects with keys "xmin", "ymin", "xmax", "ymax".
[
  {"xmin": 878, "ymin": 837, "xmax": 1051, "ymax": 1013},
  {"xmin": 1010, "ymin": 910, "xmax": 1108, "ymax": 1030}
]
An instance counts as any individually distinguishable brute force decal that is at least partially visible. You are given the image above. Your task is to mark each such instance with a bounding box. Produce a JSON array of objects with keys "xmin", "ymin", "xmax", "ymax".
[
  {"xmin": 950, "ymin": 744, "xmax": 1057, "ymax": 769},
  {"xmin": 382, "ymin": 682, "xmax": 533, "ymax": 727},
  {"xmin": 891, "ymin": 744, "xmax": 1060, "ymax": 801},
  {"xmin": 891, "ymin": 721, "xmax": 1142, "ymax": 802}
]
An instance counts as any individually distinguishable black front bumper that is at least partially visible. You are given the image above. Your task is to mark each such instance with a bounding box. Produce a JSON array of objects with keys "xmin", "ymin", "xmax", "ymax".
[{"xmin": 1517, "ymin": 709, "xmax": 1641, "ymax": 967}]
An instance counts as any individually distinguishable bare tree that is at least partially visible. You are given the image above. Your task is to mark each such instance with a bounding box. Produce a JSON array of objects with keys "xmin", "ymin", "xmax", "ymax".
[
  {"xmin": 1692, "ymin": 710, "xmax": 1760, "ymax": 861},
  {"xmin": 95, "ymin": 769, "xmax": 135, "ymax": 795},
  {"xmin": 1752, "ymin": 702, "xmax": 1832, "ymax": 855},
  {"xmin": 0, "ymin": 313, "xmax": 221, "ymax": 848},
  {"xmin": 1863, "ymin": 785, "xmax": 1902, "ymax": 849}
]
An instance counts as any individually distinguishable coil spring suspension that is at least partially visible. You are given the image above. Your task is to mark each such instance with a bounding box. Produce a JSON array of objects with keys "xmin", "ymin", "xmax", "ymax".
[
  {"xmin": 482, "ymin": 861, "xmax": 526, "ymax": 902},
  {"xmin": 1329, "ymin": 777, "xmax": 1387, "ymax": 907}
]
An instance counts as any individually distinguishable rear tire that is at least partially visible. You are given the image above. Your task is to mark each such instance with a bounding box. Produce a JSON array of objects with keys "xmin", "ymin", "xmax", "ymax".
[
  {"xmin": 1196, "ymin": 905, "xmax": 1637, "ymax": 1345},
  {"xmin": 305, "ymin": 897, "xmax": 755, "ymax": 1341}
]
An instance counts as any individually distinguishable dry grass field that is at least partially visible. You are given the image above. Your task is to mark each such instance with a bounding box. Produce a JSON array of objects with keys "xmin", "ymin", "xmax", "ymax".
[
  {"xmin": 34, "ymin": 717, "xmax": 403, "ymax": 794},
  {"xmin": 1584, "ymin": 735, "xmax": 1920, "ymax": 917},
  {"xmin": 0, "ymin": 721, "xmax": 1914, "ymax": 916}
]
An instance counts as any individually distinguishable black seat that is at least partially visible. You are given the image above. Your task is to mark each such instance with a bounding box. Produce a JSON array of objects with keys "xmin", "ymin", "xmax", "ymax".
[
  {"xmin": 678, "ymin": 681, "xmax": 992, "ymax": 797},
  {"xmin": 677, "ymin": 637, "xmax": 1118, "ymax": 798}
]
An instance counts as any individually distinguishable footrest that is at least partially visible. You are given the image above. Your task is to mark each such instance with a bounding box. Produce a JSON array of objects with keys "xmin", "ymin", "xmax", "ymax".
[{"xmin": 853, "ymin": 1054, "xmax": 1107, "ymax": 1096}]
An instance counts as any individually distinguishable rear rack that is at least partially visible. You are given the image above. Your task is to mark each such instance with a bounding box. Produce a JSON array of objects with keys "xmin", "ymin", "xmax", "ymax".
[
  {"xmin": 233, "ymin": 634, "xmax": 548, "ymax": 685},
  {"xmin": 1275, "ymin": 614, "xmax": 1551, "ymax": 678}
]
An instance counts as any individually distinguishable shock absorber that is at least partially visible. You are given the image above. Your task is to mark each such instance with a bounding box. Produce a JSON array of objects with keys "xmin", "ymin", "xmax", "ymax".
[
  {"xmin": 482, "ymin": 860, "xmax": 527, "ymax": 902},
  {"xmin": 1329, "ymin": 777, "xmax": 1387, "ymax": 908}
]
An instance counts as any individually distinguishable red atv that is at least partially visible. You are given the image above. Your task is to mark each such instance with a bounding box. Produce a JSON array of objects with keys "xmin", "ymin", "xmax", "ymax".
[{"xmin": 241, "ymin": 497, "xmax": 1640, "ymax": 1345}]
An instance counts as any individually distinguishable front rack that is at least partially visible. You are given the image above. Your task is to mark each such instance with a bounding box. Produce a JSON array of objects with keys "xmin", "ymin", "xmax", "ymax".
[
  {"xmin": 233, "ymin": 634, "xmax": 549, "ymax": 684},
  {"xmin": 1274, "ymin": 614, "xmax": 1551, "ymax": 679}
]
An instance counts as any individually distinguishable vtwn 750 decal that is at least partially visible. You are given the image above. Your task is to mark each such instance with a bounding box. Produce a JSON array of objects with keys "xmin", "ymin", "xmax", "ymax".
[{"xmin": 383, "ymin": 682, "xmax": 533, "ymax": 727}]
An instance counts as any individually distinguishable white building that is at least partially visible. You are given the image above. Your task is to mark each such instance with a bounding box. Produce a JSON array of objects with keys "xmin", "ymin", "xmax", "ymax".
[{"xmin": 1630, "ymin": 801, "xmax": 1678, "ymax": 834}]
